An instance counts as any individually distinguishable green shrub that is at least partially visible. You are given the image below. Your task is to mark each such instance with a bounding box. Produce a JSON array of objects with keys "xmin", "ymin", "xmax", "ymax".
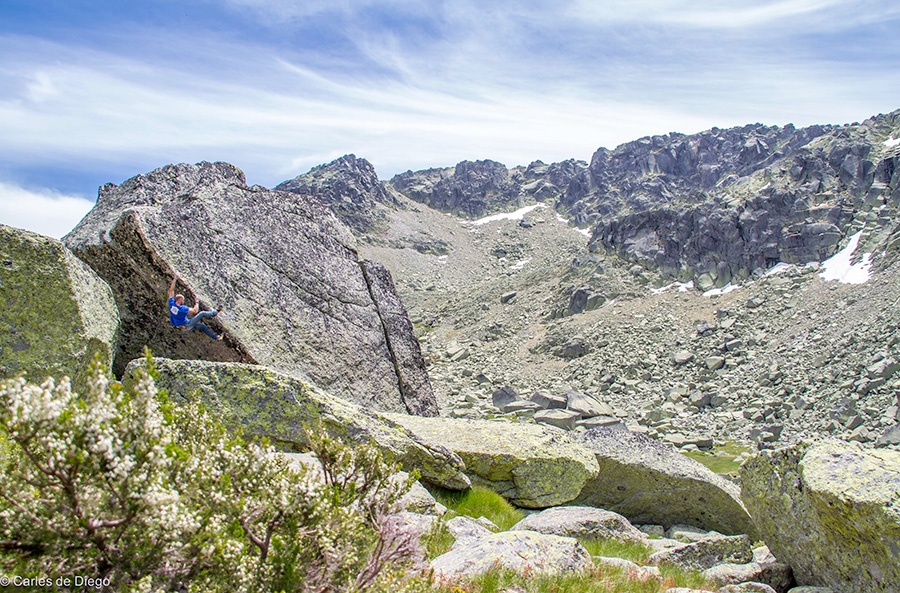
[{"xmin": 0, "ymin": 353, "xmax": 420, "ymax": 592}]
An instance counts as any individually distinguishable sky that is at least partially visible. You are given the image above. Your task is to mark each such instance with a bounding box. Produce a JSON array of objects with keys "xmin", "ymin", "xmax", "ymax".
[{"xmin": 1, "ymin": 1, "xmax": 899, "ymax": 238}]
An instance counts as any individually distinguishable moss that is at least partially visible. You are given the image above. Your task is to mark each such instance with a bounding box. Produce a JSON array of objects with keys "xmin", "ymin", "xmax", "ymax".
[
  {"xmin": 0, "ymin": 226, "xmax": 118, "ymax": 389},
  {"xmin": 123, "ymin": 358, "xmax": 470, "ymax": 490},
  {"xmin": 387, "ymin": 414, "xmax": 599, "ymax": 508}
]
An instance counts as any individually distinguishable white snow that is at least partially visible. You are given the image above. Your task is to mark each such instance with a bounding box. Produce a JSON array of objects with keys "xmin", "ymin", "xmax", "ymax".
[
  {"xmin": 884, "ymin": 137, "xmax": 900, "ymax": 148},
  {"xmin": 703, "ymin": 283, "xmax": 741, "ymax": 297},
  {"xmin": 574, "ymin": 227, "xmax": 592, "ymax": 237},
  {"xmin": 819, "ymin": 230, "xmax": 872, "ymax": 284},
  {"xmin": 651, "ymin": 281, "xmax": 694, "ymax": 295},
  {"xmin": 765, "ymin": 262, "xmax": 795, "ymax": 276},
  {"xmin": 470, "ymin": 203, "xmax": 546, "ymax": 225},
  {"xmin": 509, "ymin": 259, "xmax": 531, "ymax": 271}
]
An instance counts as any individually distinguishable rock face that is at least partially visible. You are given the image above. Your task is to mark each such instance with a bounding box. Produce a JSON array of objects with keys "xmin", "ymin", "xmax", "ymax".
[
  {"xmin": 430, "ymin": 530, "xmax": 592, "ymax": 578},
  {"xmin": 390, "ymin": 158, "xmax": 588, "ymax": 218},
  {"xmin": 385, "ymin": 414, "xmax": 600, "ymax": 508},
  {"xmin": 574, "ymin": 428, "xmax": 756, "ymax": 537},
  {"xmin": 0, "ymin": 225, "xmax": 119, "ymax": 387},
  {"xmin": 570, "ymin": 111, "xmax": 900, "ymax": 284},
  {"xmin": 64, "ymin": 161, "xmax": 437, "ymax": 415},
  {"xmin": 124, "ymin": 358, "xmax": 468, "ymax": 490},
  {"xmin": 741, "ymin": 440, "xmax": 900, "ymax": 593},
  {"xmin": 275, "ymin": 154, "xmax": 398, "ymax": 234}
]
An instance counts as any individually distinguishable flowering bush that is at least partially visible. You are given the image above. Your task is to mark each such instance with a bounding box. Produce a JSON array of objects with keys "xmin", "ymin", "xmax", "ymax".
[{"xmin": 0, "ymin": 354, "xmax": 421, "ymax": 592}]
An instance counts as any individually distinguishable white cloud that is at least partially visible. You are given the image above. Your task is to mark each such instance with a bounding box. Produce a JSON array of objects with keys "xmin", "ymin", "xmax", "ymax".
[
  {"xmin": 0, "ymin": 182, "xmax": 95, "ymax": 239},
  {"xmin": 568, "ymin": 0, "xmax": 896, "ymax": 29}
]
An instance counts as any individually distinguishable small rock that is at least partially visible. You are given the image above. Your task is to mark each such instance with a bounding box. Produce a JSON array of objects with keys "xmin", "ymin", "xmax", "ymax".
[
  {"xmin": 719, "ymin": 584, "xmax": 777, "ymax": 593},
  {"xmin": 674, "ymin": 350, "xmax": 695, "ymax": 365},
  {"xmin": 531, "ymin": 391, "xmax": 567, "ymax": 409},
  {"xmin": 648, "ymin": 533, "xmax": 753, "ymax": 570},
  {"xmin": 566, "ymin": 390, "xmax": 615, "ymax": 417},
  {"xmin": 500, "ymin": 291, "xmax": 517, "ymax": 304},
  {"xmin": 492, "ymin": 385, "xmax": 520, "ymax": 409},
  {"xmin": 706, "ymin": 356, "xmax": 726, "ymax": 371},
  {"xmin": 534, "ymin": 409, "xmax": 582, "ymax": 430},
  {"xmin": 876, "ymin": 424, "xmax": 900, "ymax": 447},
  {"xmin": 638, "ymin": 524, "xmax": 666, "ymax": 537}
]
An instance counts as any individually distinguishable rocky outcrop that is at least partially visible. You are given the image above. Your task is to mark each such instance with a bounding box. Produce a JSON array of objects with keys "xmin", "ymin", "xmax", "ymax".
[
  {"xmin": 390, "ymin": 158, "xmax": 587, "ymax": 218},
  {"xmin": 740, "ymin": 440, "xmax": 900, "ymax": 593},
  {"xmin": 64, "ymin": 161, "xmax": 437, "ymax": 415},
  {"xmin": 124, "ymin": 358, "xmax": 468, "ymax": 490},
  {"xmin": 385, "ymin": 414, "xmax": 600, "ymax": 508},
  {"xmin": 391, "ymin": 159, "xmax": 522, "ymax": 218},
  {"xmin": 574, "ymin": 428, "xmax": 757, "ymax": 537},
  {"xmin": 275, "ymin": 154, "xmax": 398, "ymax": 234},
  {"xmin": 0, "ymin": 225, "xmax": 118, "ymax": 388},
  {"xmin": 578, "ymin": 111, "xmax": 900, "ymax": 284},
  {"xmin": 430, "ymin": 530, "xmax": 592, "ymax": 578}
]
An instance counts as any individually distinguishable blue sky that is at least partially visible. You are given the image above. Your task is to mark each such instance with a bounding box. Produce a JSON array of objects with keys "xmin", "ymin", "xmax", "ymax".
[{"xmin": 1, "ymin": 0, "xmax": 899, "ymax": 238}]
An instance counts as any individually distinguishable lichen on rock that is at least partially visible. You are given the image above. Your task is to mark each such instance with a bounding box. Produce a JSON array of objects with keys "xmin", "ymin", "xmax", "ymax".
[
  {"xmin": 124, "ymin": 358, "xmax": 467, "ymax": 489},
  {"xmin": 574, "ymin": 427, "xmax": 756, "ymax": 537},
  {"xmin": 65, "ymin": 161, "xmax": 437, "ymax": 415},
  {"xmin": 741, "ymin": 440, "xmax": 900, "ymax": 593},
  {"xmin": 385, "ymin": 414, "xmax": 599, "ymax": 508},
  {"xmin": 0, "ymin": 225, "xmax": 118, "ymax": 388}
]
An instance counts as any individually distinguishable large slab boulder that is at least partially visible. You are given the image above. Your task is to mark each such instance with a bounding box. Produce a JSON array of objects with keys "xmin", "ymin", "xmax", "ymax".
[
  {"xmin": 431, "ymin": 530, "xmax": 592, "ymax": 578},
  {"xmin": 386, "ymin": 415, "xmax": 599, "ymax": 508},
  {"xmin": 64, "ymin": 161, "xmax": 436, "ymax": 416},
  {"xmin": 574, "ymin": 428, "xmax": 756, "ymax": 538},
  {"xmin": 510, "ymin": 505, "xmax": 644, "ymax": 542},
  {"xmin": 124, "ymin": 358, "xmax": 467, "ymax": 490},
  {"xmin": 0, "ymin": 225, "xmax": 118, "ymax": 387},
  {"xmin": 741, "ymin": 440, "xmax": 900, "ymax": 593}
]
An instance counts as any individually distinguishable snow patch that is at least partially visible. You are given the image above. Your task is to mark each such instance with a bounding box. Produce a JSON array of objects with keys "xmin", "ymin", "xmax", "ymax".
[
  {"xmin": 509, "ymin": 259, "xmax": 531, "ymax": 271},
  {"xmin": 651, "ymin": 281, "xmax": 694, "ymax": 295},
  {"xmin": 703, "ymin": 283, "xmax": 741, "ymax": 297},
  {"xmin": 469, "ymin": 203, "xmax": 546, "ymax": 225},
  {"xmin": 765, "ymin": 262, "xmax": 795, "ymax": 276},
  {"xmin": 819, "ymin": 230, "xmax": 872, "ymax": 284},
  {"xmin": 884, "ymin": 137, "xmax": 900, "ymax": 148},
  {"xmin": 574, "ymin": 227, "xmax": 592, "ymax": 237}
]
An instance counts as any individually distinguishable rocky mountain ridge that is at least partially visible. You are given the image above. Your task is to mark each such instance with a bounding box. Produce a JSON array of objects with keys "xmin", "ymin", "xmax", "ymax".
[{"xmin": 389, "ymin": 111, "xmax": 900, "ymax": 290}]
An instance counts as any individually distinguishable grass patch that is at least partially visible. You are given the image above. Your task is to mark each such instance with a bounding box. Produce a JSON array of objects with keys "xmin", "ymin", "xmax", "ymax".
[
  {"xmin": 657, "ymin": 563, "xmax": 713, "ymax": 589},
  {"xmin": 682, "ymin": 440, "xmax": 752, "ymax": 475},
  {"xmin": 578, "ymin": 537, "xmax": 652, "ymax": 564},
  {"xmin": 420, "ymin": 563, "xmax": 718, "ymax": 593},
  {"xmin": 422, "ymin": 522, "xmax": 456, "ymax": 560},
  {"xmin": 429, "ymin": 485, "xmax": 525, "ymax": 531}
]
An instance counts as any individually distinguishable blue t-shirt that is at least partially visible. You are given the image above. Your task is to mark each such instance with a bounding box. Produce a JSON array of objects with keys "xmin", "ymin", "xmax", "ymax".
[{"xmin": 168, "ymin": 297, "xmax": 190, "ymax": 326}]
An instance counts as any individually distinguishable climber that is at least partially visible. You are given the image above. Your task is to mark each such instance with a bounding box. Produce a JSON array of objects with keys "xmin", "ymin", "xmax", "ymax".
[{"xmin": 167, "ymin": 274, "xmax": 224, "ymax": 341}]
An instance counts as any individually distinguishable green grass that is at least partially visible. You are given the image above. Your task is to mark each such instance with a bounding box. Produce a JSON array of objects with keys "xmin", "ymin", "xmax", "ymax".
[
  {"xmin": 682, "ymin": 440, "xmax": 752, "ymax": 475},
  {"xmin": 422, "ymin": 522, "xmax": 456, "ymax": 560},
  {"xmin": 418, "ymin": 563, "xmax": 718, "ymax": 593},
  {"xmin": 429, "ymin": 485, "xmax": 526, "ymax": 531},
  {"xmin": 578, "ymin": 537, "xmax": 652, "ymax": 564}
]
